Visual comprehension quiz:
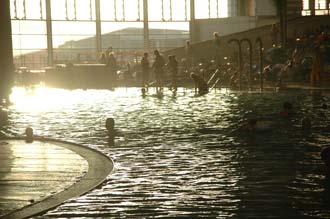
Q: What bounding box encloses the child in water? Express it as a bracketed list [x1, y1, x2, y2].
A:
[106, 118, 116, 146]
[190, 73, 208, 95]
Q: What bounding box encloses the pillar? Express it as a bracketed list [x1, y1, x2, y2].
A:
[45, 0, 54, 66]
[189, 0, 198, 42]
[143, 0, 150, 51]
[95, 0, 102, 54]
[0, 0, 14, 100]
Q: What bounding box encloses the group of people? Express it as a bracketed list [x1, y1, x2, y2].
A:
[100, 47, 117, 82]
[140, 49, 209, 96]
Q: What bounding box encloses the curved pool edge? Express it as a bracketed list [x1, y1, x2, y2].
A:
[1, 137, 114, 219]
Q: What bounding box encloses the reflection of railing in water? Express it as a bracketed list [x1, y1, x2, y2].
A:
[256, 38, 264, 92]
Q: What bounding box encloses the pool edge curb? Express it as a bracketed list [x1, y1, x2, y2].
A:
[0, 137, 114, 219]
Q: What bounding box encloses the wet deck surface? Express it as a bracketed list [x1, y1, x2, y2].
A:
[0, 138, 113, 219]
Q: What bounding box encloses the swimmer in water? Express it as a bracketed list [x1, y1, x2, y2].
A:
[280, 101, 294, 117]
[232, 118, 275, 134]
[106, 118, 115, 146]
[25, 127, 34, 143]
[321, 147, 330, 181]
[190, 73, 208, 96]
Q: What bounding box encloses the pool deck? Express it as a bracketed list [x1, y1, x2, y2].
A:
[0, 137, 113, 219]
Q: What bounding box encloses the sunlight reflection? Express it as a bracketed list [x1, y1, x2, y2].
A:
[9, 86, 74, 112]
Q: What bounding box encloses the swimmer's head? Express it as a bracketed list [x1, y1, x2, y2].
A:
[321, 147, 330, 166]
[25, 127, 34, 143]
[106, 118, 115, 131]
[141, 88, 146, 96]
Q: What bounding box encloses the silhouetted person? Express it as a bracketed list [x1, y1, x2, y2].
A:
[280, 101, 294, 117]
[123, 62, 133, 82]
[232, 118, 275, 134]
[321, 147, 330, 181]
[106, 118, 115, 146]
[185, 40, 194, 69]
[167, 55, 178, 91]
[190, 73, 208, 95]
[141, 87, 147, 98]
[99, 52, 107, 64]
[310, 47, 322, 86]
[25, 127, 34, 143]
[141, 52, 150, 88]
[271, 23, 279, 46]
[0, 106, 8, 126]
[107, 52, 117, 83]
[152, 50, 165, 93]
[213, 32, 221, 66]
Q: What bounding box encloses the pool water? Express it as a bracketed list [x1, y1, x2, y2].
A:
[2, 87, 330, 218]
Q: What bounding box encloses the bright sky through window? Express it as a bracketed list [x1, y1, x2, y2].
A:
[11, 0, 228, 56]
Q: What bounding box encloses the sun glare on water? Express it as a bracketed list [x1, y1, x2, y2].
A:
[9, 86, 75, 112]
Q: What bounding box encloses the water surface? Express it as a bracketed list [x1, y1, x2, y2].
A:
[2, 87, 330, 218]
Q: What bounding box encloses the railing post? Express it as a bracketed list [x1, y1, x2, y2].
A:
[240, 38, 253, 91]
[228, 39, 242, 91]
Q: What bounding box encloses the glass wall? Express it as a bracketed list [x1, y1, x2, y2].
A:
[195, 0, 228, 19]
[11, 0, 47, 69]
[302, 0, 330, 16]
[10, 0, 229, 70]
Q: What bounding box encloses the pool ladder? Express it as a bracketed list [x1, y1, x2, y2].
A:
[207, 68, 221, 91]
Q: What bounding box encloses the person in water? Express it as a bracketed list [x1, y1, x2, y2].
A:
[152, 50, 165, 93]
[321, 147, 330, 181]
[190, 73, 208, 95]
[106, 118, 116, 146]
[280, 101, 294, 117]
[234, 118, 275, 133]
[166, 55, 179, 92]
[25, 127, 34, 143]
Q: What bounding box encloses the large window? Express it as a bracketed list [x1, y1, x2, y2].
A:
[10, 0, 229, 69]
[195, 0, 228, 19]
[302, 0, 330, 16]
[11, 0, 47, 69]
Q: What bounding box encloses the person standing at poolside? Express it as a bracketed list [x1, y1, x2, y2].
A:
[166, 55, 179, 92]
[141, 52, 150, 89]
[213, 32, 222, 67]
[107, 52, 117, 84]
[185, 40, 194, 69]
[152, 50, 165, 93]
[310, 47, 322, 86]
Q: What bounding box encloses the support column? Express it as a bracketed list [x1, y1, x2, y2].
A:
[309, 0, 315, 15]
[95, 0, 102, 55]
[45, 0, 54, 66]
[143, 0, 150, 51]
[189, 0, 198, 43]
[0, 0, 14, 100]
[279, 0, 287, 49]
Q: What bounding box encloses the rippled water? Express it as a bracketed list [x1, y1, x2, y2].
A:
[2, 86, 330, 218]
